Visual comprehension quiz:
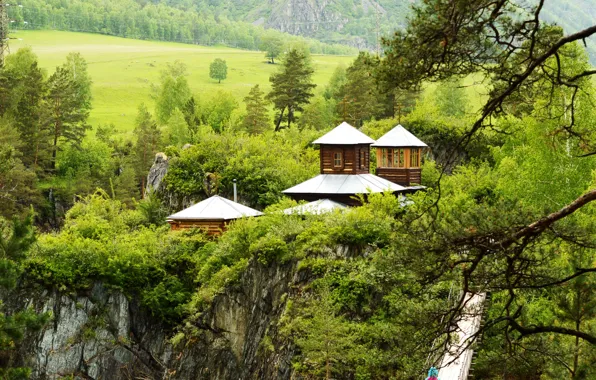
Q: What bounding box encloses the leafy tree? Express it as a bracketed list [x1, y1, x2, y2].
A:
[133, 104, 161, 197]
[323, 64, 347, 101]
[202, 91, 238, 133]
[209, 59, 228, 84]
[298, 96, 335, 131]
[267, 49, 316, 131]
[153, 61, 191, 125]
[165, 108, 190, 147]
[259, 33, 284, 64]
[0, 215, 49, 379]
[242, 85, 269, 134]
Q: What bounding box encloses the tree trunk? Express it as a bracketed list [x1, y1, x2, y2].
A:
[274, 107, 286, 132]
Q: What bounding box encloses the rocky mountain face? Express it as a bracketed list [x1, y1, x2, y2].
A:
[6, 249, 328, 379]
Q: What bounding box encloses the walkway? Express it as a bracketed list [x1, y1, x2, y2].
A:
[438, 292, 486, 380]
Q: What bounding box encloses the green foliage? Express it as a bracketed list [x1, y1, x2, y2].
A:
[164, 128, 319, 208]
[209, 59, 228, 84]
[8, 1, 357, 56]
[165, 108, 190, 147]
[336, 52, 384, 127]
[268, 49, 316, 130]
[0, 215, 50, 378]
[242, 85, 269, 134]
[153, 61, 191, 125]
[259, 33, 284, 64]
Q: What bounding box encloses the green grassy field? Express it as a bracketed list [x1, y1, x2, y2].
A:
[11, 31, 354, 133]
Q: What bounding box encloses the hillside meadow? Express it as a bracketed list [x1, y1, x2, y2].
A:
[10, 30, 355, 133]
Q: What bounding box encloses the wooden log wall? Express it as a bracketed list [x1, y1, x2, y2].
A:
[168, 220, 228, 236]
[319, 144, 370, 175]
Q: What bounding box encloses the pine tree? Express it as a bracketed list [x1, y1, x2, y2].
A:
[242, 85, 269, 134]
[336, 53, 383, 127]
[44, 62, 92, 171]
[267, 49, 316, 131]
[133, 104, 161, 198]
[0, 48, 48, 170]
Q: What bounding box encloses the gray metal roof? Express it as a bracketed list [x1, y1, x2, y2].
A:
[371, 124, 428, 148]
[282, 199, 347, 215]
[312, 122, 376, 145]
[282, 174, 406, 195]
[167, 195, 263, 221]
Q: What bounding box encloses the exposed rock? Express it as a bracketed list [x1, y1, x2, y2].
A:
[146, 153, 169, 195]
[6, 247, 358, 379]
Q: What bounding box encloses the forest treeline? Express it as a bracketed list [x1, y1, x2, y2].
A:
[7, 0, 356, 55]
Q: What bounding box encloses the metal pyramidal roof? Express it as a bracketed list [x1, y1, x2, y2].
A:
[282, 199, 348, 215]
[371, 124, 428, 148]
[167, 195, 263, 221]
[282, 174, 406, 195]
[312, 122, 376, 145]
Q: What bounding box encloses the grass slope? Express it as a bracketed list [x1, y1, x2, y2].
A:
[11, 31, 354, 133]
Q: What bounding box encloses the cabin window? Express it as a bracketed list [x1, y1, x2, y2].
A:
[360, 150, 366, 169]
[333, 151, 343, 168]
[410, 148, 420, 168]
[393, 149, 405, 168]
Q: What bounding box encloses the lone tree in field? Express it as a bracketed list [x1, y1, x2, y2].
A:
[242, 85, 269, 134]
[260, 34, 284, 64]
[209, 58, 228, 84]
[267, 49, 315, 131]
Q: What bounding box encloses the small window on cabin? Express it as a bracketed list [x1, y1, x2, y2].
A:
[410, 149, 420, 168]
[393, 149, 406, 168]
[333, 151, 343, 168]
[360, 150, 366, 169]
[381, 148, 389, 167]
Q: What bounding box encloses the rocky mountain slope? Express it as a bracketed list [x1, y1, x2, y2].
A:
[162, 0, 596, 59]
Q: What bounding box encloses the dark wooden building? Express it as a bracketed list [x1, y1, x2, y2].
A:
[167, 195, 262, 235]
[283, 122, 407, 206]
[371, 125, 428, 186]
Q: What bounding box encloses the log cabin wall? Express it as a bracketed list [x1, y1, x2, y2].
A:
[168, 220, 228, 236]
[319, 144, 370, 174]
[374, 147, 423, 186]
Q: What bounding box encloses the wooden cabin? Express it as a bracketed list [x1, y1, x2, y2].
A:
[167, 195, 262, 236]
[371, 125, 428, 186]
[283, 122, 407, 206]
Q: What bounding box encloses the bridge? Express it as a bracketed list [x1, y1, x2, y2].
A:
[437, 292, 487, 380]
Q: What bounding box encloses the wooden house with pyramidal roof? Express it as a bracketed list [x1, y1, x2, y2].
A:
[372, 124, 428, 186]
[167, 195, 262, 235]
[283, 122, 408, 206]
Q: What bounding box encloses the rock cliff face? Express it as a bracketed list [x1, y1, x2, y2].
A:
[255, 0, 386, 49]
[7, 254, 313, 379]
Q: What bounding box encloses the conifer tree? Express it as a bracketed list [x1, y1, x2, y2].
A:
[336, 53, 383, 127]
[45, 57, 92, 171]
[242, 85, 269, 134]
[0, 48, 48, 169]
[267, 49, 316, 131]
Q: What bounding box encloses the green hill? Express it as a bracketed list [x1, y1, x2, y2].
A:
[11, 30, 353, 133]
